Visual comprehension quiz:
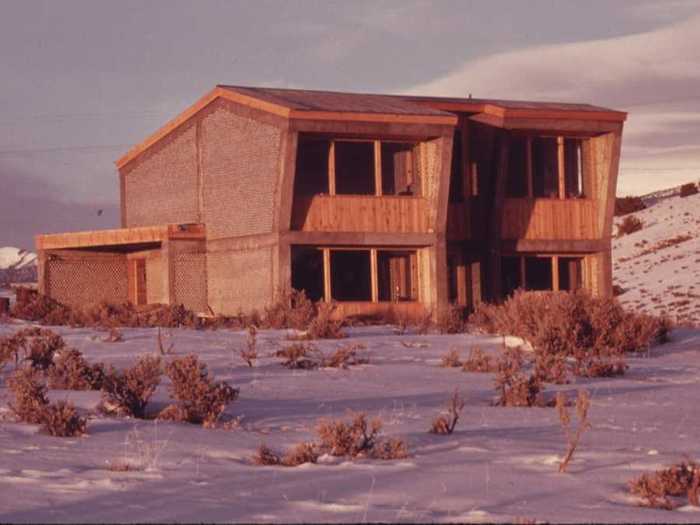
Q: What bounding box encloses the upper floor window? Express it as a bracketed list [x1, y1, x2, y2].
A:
[294, 135, 420, 197]
[505, 135, 586, 199]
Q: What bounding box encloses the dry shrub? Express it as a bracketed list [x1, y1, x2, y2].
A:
[629, 460, 700, 510]
[7, 368, 49, 423]
[440, 348, 462, 368]
[237, 326, 257, 367]
[1, 327, 67, 371]
[263, 289, 316, 330]
[163, 354, 239, 427]
[534, 350, 570, 384]
[305, 301, 346, 340]
[10, 292, 74, 325]
[323, 343, 368, 368]
[316, 412, 407, 460]
[48, 349, 106, 390]
[100, 355, 162, 418]
[42, 400, 87, 437]
[617, 215, 644, 237]
[436, 305, 466, 334]
[275, 343, 322, 369]
[615, 195, 646, 216]
[251, 441, 319, 467]
[102, 327, 123, 343]
[156, 328, 174, 356]
[556, 390, 591, 473]
[462, 346, 496, 373]
[282, 441, 319, 466]
[470, 290, 669, 380]
[430, 390, 465, 435]
[494, 348, 543, 407]
[680, 182, 699, 198]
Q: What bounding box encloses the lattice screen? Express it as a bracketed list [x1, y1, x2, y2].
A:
[47, 256, 128, 308]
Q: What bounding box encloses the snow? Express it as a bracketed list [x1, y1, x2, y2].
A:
[613, 190, 700, 326]
[1, 187, 699, 523]
[0, 247, 36, 270]
[1, 322, 700, 523]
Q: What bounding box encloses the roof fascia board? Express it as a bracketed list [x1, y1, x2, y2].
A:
[115, 87, 292, 169]
[289, 109, 457, 126]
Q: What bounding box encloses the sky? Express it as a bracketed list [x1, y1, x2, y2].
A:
[2, 0, 700, 249]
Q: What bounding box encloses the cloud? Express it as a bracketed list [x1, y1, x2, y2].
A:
[407, 14, 700, 195]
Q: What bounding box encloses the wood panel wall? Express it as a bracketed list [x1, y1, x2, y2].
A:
[291, 195, 429, 233]
[500, 198, 599, 240]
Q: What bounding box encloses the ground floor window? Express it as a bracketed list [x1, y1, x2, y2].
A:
[291, 246, 418, 303]
[501, 255, 584, 296]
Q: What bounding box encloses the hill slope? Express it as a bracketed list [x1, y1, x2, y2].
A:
[612, 186, 700, 326]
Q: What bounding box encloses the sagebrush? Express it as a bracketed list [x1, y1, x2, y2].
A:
[100, 355, 162, 418]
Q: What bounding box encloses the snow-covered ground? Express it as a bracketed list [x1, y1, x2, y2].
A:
[612, 189, 700, 326]
[1, 322, 700, 523]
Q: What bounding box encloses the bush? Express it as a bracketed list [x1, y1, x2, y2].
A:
[0, 328, 67, 371]
[275, 343, 322, 369]
[462, 347, 496, 373]
[163, 354, 239, 427]
[7, 368, 50, 423]
[263, 289, 316, 330]
[316, 412, 407, 460]
[494, 348, 543, 407]
[236, 326, 257, 367]
[323, 343, 369, 368]
[41, 401, 87, 437]
[617, 215, 643, 237]
[430, 390, 464, 435]
[10, 292, 74, 325]
[100, 355, 162, 418]
[251, 441, 319, 467]
[436, 305, 466, 334]
[440, 348, 462, 368]
[615, 196, 646, 216]
[48, 349, 106, 390]
[629, 460, 700, 510]
[305, 302, 346, 340]
[470, 291, 669, 380]
[680, 182, 699, 198]
[556, 390, 591, 473]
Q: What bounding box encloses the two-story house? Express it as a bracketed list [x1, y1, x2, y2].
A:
[35, 86, 626, 320]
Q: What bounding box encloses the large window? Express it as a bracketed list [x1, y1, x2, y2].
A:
[294, 136, 420, 197]
[330, 250, 372, 301]
[506, 136, 528, 198]
[377, 250, 417, 302]
[291, 246, 324, 301]
[500, 255, 584, 297]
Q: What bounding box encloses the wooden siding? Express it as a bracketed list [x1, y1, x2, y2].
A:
[292, 195, 429, 233]
[332, 301, 426, 321]
[500, 198, 599, 240]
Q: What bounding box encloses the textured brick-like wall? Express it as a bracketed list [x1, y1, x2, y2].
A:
[145, 256, 164, 304]
[46, 253, 128, 308]
[201, 100, 282, 240]
[122, 122, 199, 227]
[206, 246, 274, 315]
[172, 251, 208, 313]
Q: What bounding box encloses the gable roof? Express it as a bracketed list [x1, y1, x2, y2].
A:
[115, 85, 626, 169]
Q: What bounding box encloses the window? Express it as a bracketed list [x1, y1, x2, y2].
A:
[506, 136, 528, 198]
[334, 141, 375, 195]
[564, 139, 584, 198]
[291, 246, 324, 301]
[532, 137, 559, 198]
[524, 257, 552, 290]
[558, 257, 582, 291]
[294, 139, 330, 195]
[330, 250, 372, 301]
[377, 250, 417, 301]
[381, 142, 416, 196]
[501, 256, 521, 298]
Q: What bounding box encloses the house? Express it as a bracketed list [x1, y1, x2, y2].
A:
[35, 85, 626, 320]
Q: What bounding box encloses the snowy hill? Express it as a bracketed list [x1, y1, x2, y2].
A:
[0, 247, 37, 285]
[0, 247, 36, 270]
[612, 184, 700, 326]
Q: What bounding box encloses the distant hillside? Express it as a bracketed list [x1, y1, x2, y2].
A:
[612, 182, 700, 326]
[0, 247, 37, 286]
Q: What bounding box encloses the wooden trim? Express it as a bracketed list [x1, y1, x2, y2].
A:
[370, 248, 378, 303]
[284, 230, 436, 247]
[552, 255, 560, 291]
[557, 136, 566, 199]
[526, 137, 534, 198]
[328, 141, 336, 195]
[36, 224, 205, 250]
[323, 248, 331, 301]
[373, 140, 382, 196]
[501, 238, 607, 253]
[290, 110, 457, 126]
